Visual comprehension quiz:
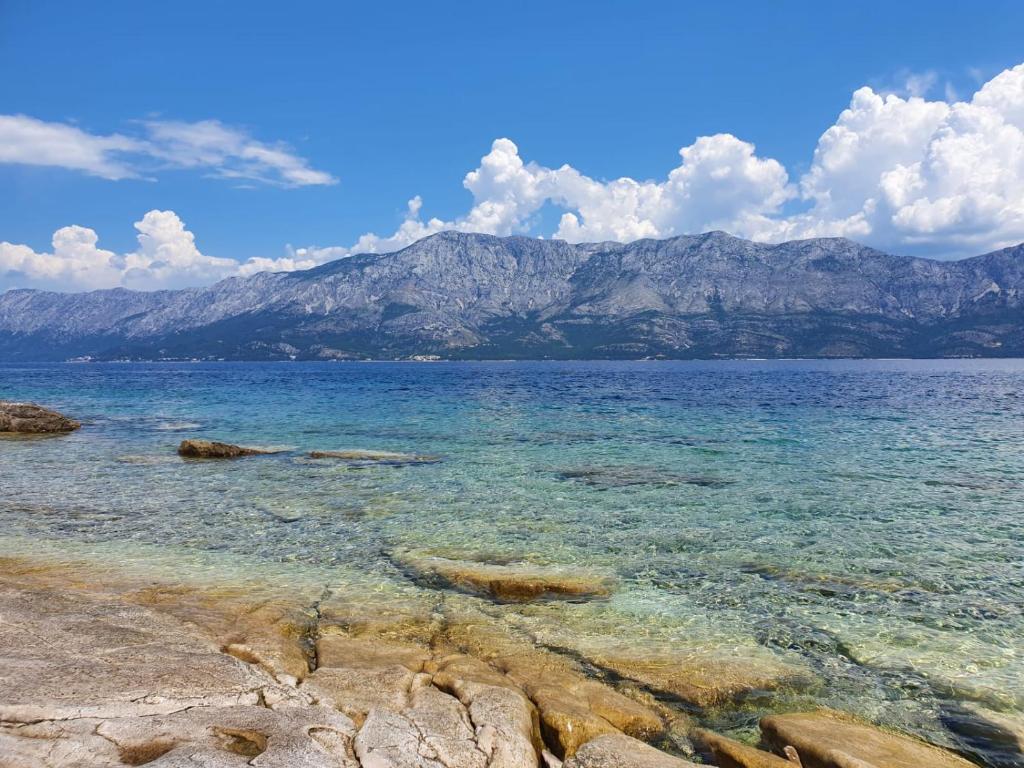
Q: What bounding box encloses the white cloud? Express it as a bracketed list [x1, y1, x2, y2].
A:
[0, 115, 336, 187]
[313, 61, 1024, 260]
[3, 62, 1024, 292]
[0, 115, 144, 180]
[1, 210, 248, 291]
[142, 120, 337, 186]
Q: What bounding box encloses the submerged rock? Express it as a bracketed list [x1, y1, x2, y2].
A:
[391, 552, 614, 603]
[589, 650, 811, 709]
[308, 448, 441, 464]
[178, 439, 280, 458]
[0, 401, 80, 433]
[558, 465, 732, 489]
[759, 711, 978, 768]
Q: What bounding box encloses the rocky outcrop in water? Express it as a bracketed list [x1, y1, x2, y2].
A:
[2, 231, 1024, 360]
[0, 401, 80, 433]
[177, 439, 279, 458]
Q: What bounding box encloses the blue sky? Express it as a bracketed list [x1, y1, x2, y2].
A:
[2, 1, 1024, 290]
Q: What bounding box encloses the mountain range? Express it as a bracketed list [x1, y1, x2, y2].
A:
[1, 231, 1022, 361]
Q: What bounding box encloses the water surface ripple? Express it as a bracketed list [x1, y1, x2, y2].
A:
[1, 360, 1022, 767]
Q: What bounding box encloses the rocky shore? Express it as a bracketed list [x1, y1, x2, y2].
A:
[0, 555, 988, 768]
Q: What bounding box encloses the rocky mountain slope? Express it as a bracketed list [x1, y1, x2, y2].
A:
[1, 231, 1022, 360]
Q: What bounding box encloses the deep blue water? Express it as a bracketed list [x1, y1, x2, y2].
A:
[1, 360, 1022, 766]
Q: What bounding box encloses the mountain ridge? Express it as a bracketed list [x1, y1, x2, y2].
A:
[1, 231, 1022, 360]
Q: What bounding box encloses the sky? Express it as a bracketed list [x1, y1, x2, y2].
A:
[2, 0, 1024, 291]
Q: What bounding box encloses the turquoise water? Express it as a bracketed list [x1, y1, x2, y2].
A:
[1, 360, 1022, 766]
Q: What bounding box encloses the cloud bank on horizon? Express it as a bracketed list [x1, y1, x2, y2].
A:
[2, 62, 1024, 292]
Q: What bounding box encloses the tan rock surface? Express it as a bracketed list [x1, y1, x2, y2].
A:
[0, 555, 823, 768]
[759, 711, 979, 768]
[563, 733, 700, 767]
[692, 728, 796, 768]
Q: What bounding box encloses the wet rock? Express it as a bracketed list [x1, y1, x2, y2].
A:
[692, 728, 796, 768]
[591, 650, 811, 709]
[309, 448, 441, 464]
[177, 439, 280, 458]
[759, 711, 978, 768]
[433, 604, 663, 759]
[503, 663, 663, 756]
[564, 733, 700, 767]
[392, 552, 614, 603]
[0, 401, 80, 433]
[946, 704, 1024, 766]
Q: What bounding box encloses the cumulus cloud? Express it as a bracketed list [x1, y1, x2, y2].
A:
[1, 211, 246, 291]
[4, 62, 1024, 292]
[0, 115, 336, 187]
[312, 62, 1024, 260]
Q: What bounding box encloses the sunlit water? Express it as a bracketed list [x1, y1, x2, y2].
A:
[1, 360, 1022, 766]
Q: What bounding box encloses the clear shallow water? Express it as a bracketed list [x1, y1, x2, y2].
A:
[1, 360, 1022, 766]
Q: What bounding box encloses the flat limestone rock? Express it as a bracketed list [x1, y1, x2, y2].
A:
[354, 684, 489, 768]
[564, 733, 700, 768]
[0, 705, 358, 767]
[178, 439, 280, 458]
[759, 711, 979, 768]
[0, 583, 271, 722]
[309, 449, 441, 464]
[302, 665, 418, 724]
[692, 728, 796, 768]
[129, 582, 317, 685]
[393, 552, 614, 603]
[0, 401, 80, 433]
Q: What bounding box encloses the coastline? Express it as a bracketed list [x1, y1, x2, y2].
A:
[0, 549, 996, 767]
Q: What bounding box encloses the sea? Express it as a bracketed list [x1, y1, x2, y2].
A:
[1, 360, 1022, 767]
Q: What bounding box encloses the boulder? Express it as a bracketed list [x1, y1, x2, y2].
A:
[759, 711, 979, 768]
[309, 449, 441, 464]
[564, 733, 700, 767]
[0, 401, 80, 433]
[392, 552, 614, 603]
[177, 439, 279, 458]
